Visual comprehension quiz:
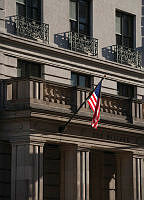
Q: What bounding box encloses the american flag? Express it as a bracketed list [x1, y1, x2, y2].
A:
[88, 80, 102, 129]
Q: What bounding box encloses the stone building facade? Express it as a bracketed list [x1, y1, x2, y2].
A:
[0, 0, 144, 199]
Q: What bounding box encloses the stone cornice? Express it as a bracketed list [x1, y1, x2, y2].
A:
[0, 32, 144, 85]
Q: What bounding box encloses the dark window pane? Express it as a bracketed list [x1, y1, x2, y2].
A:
[30, 64, 41, 77]
[79, 2, 89, 24]
[33, 0, 39, 8]
[70, 20, 78, 32]
[32, 8, 39, 20]
[79, 23, 88, 34]
[16, 3, 26, 16]
[71, 72, 91, 88]
[123, 15, 129, 36]
[117, 82, 135, 98]
[71, 73, 77, 86]
[79, 75, 86, 87]
[116, 34, 122, 45]
[26, 6, 31, 18]
[18, 60, 41, 78]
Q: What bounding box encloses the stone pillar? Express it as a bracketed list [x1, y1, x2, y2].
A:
[77, 147, 90, 200]
[133, 153, 144, 200]
[60, 144, 77, 200]
[116, 152, 133, 200]
[60, 145, 90, 200]
[11, 142, 44, 200]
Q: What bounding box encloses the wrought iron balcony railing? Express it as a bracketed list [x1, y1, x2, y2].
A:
[5, 15, 49, 43]
[68, 32, 98, 56]
[112, 45, 142, 68]
[0, 78, 144, 126]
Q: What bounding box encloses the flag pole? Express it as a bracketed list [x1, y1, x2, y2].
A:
[59, 75, 106, 133]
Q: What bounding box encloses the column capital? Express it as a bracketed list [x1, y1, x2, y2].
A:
[77, 146, 90, 152]
[133, 151, 144, 158]
[10, 137, 45, 147]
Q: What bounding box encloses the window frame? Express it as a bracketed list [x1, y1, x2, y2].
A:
[115, 10, 134, 48]
[16, 0, 41, 21]
[71, 72, 91, 89]
[17, 60, 43, 78]
[117, 82, 136, 98]
[69, 0, 90, 35]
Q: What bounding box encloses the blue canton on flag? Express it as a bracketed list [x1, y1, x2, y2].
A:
[88, 80, 102, 129]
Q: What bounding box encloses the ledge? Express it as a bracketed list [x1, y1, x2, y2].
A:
[0, 32, 144, 84]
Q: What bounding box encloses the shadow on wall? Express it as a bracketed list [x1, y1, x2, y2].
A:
[54, 32, 69, 49]
[102, 46, 116, 62]
[5, 16, 16, 35]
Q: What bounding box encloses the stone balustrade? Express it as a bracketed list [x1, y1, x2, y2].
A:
[0, 78, 143, 125]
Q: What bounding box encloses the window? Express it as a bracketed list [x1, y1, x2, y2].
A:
[18, 60, 42, 78]
[69, 0, 90, 35]
[16, 0, 41, 21]
[117, 82, 135, 98]
[116, 11, 134, 48]
[71, 72, 91, 88]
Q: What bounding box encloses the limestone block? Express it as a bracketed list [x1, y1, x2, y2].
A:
[0, 9, 4, 19]
[0, 52, 4, 64]
[44, 74, 71, 85]
[0, 0, 4, 10]
[4, 55, 17, 67]
[137, 87, 144, 96]
[0, 19, 5, 32]
[0, 65, 17, 77]
[44, 65, 71, 79]
[101, 87, 117, 95]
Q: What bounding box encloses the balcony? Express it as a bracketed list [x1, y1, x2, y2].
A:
[5, 15, 49, 43]
[55, 32, 98, 56]
[0, 78, 144, 127]
[112, 45, 142, 68]
[68, 32, 98, 56]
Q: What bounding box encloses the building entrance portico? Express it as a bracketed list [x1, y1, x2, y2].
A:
[43, 143, 135, 200]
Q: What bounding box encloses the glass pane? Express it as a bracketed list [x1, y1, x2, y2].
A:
[79, 1, 89, 24]
[70, 1, 77, 20]
[16, 3, 26, 16]
[128, 16, 133, 37]
[32, 0, 39, 8]
[70, 20, 78, 32]
[71, 73, 77, 86]
[32, 8, 39, 19]
[123, 15, 128, 36]
[79, 23, 87, 34]
[30, 64, 41, 77]
[26, 6, 32, 18]
[116, 34, 122, 45]
[79, 75, 86, 87]
[116, 15, 121, 34]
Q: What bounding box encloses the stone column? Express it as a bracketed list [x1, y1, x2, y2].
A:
[11, 142, 44, 200]
[116, 152, 133, 200]
[60, 144, 77, 200]
[133, 153, 144, 200]
[77, 147, 90, 200]
[60, 145, 90, 200]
